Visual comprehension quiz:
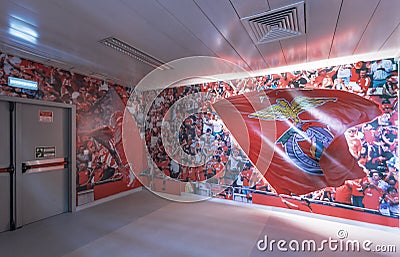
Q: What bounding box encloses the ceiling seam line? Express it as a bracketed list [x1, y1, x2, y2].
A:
[304, 0, 308, 63]
[279, 41, 288, 65]
[352, 0, 382, 55]
[155, 0, 218, 57]
[305, 35, 308, 63]
[378, 21, 400, 51]
[328, 0, 344, 59]
[265, 0, 271, 10]
[192, 0, 252, 71]
[228, 0, 270, 68]
[119, 0, 192, 60]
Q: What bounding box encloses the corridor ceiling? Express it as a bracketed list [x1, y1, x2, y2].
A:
[0, 0, 399, 87]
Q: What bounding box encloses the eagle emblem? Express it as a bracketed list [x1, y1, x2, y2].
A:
[249, 96, 337, 175]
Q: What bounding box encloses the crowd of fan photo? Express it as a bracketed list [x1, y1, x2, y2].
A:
[128, 59, 398, 217]
[1, 53, 397, 216]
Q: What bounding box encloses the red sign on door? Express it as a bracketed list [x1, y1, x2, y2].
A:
[39, 110, 53, 123]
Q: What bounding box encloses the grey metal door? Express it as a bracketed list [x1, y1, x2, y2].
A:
[0, 97, 74, 232]
[0, 101, 11, 232]
[15, 103, 69, 227]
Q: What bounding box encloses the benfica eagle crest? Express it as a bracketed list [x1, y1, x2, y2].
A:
[249, 96, 337, 175]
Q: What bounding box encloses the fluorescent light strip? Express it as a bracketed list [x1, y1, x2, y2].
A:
[139, 50, 399, 89]
[250, 49, 400, 77]
[8, 28, 37, 43]
[100, 37, 171, 70]
[9, 21, 38, 38]
[8, 15, 38, 44]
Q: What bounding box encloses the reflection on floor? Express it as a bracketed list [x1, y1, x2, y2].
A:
[0, 188, 398, 257]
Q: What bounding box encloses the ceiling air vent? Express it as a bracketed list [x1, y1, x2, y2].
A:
[99, 37, 171, 70]
[241, 1, 305, 44]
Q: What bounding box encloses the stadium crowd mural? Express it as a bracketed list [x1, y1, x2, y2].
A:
[0, 52, 140, 202]
[0, 52, 398, 221]
[131, 58, 399, 221]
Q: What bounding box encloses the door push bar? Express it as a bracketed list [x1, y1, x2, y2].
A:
[0, 167, 14, 173]
[22, 157, 68, 174]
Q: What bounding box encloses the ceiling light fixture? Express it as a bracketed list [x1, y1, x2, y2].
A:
[99, 37, 171, 70]
[249, 49, 399, 77]
[8, 16, 38, 44]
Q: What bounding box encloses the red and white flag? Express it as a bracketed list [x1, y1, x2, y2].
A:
[212, 88, 382, 195]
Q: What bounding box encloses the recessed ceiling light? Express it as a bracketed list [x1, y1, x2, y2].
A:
[99, 37, 172, 70]
[8, 15, 38, 43]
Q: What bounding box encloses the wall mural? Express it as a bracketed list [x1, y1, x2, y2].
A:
[133, 59, 398, 227]
[0, 52, 140, 204]
[0, 52, 398, 227]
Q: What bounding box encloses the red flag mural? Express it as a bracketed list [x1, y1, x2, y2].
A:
[213, 88, 382, 195]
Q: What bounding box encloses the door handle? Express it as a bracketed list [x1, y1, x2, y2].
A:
[0, 167, 14, 173]
[22, 158, 68, 173]
[23, 158, 66, 166]
[23, 165, 66, 174]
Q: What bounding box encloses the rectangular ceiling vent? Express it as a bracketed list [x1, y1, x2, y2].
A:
[241, 1, 305, 44]
[99, 37, 171, 70]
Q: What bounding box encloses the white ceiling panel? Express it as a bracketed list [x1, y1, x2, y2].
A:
[2, 1, 107, 70]
[379, 23, 400, 56]
[156, 0, 246, 66]
[354, 0, 400, 55]
[193, 0, 268, 70]
[6, 0, 152, 77]
[267, 0, 300, 9]
[305, 0, 342, 62]
[52, 0, 186, 62]
[3, 1, 38, 26]
[329, 0, 380, 58]
[119, 0, 214, 58]
[230, 0, 270, 18]
[10, 0, 102, 45]
[0, 0, 398, 87]
[256, 42, 287, 68]
[280, 34, 307, 65]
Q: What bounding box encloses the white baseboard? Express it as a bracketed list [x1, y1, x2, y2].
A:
[75, 186, 143, 211]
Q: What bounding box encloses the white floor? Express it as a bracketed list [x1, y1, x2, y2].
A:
[0, 188, 398, 257]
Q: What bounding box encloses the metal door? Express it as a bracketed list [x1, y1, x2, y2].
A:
[0, 101, 12, 232]
[0, 97, 74, 232]
[15, 103, 69, 226]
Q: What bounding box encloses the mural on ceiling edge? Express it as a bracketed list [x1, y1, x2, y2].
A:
[0, 52, 141, 205]
[133, 58, 398, 227]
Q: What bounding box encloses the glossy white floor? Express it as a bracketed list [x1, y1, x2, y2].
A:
[0, 188, 398, 257]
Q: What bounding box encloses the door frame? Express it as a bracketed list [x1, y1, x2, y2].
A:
[0, 96, 77, 222]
